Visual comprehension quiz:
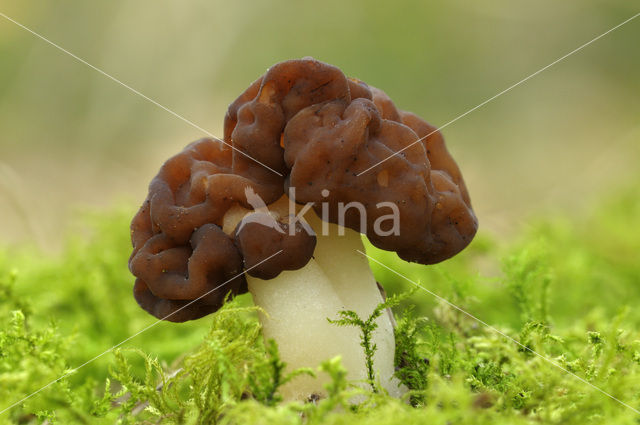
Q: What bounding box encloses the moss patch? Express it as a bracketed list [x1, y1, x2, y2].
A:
[1, 183, 640, 424]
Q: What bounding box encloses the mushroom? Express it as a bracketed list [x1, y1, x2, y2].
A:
[129, 58, 477, 400]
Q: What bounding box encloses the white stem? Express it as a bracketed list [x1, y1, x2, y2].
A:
[246, 212, 403, 400]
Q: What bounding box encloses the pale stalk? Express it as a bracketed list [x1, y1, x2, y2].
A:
[223, 197, 403, 400]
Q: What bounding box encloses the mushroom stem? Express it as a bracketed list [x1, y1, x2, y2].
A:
[245, 212, 402, 400]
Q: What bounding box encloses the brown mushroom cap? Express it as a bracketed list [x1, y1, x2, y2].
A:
[234, 213, 317, 280]
[129, 58, 477, 322]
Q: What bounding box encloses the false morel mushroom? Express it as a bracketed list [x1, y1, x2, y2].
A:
[129, 58, 477, 400]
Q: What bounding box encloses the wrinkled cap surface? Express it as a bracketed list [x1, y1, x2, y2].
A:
[129, 58, 477, 322]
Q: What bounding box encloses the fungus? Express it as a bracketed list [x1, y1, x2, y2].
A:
[129, 58, 477, 400]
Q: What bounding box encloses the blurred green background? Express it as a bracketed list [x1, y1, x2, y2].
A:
[1, 0, 638, 249]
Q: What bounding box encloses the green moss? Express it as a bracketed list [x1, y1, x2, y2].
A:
[328, 290, 408, 392]
[1, 184, 640, 424]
